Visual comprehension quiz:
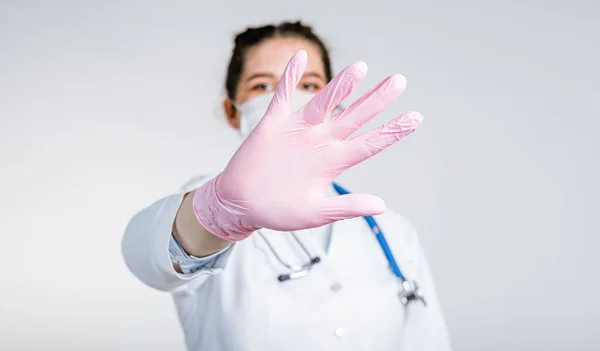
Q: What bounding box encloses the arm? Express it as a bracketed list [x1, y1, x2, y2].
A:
[121, 176, 235, 292]
[172, 189, 232, 271]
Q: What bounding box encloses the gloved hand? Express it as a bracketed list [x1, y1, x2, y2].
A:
[193, 50, 423, 241]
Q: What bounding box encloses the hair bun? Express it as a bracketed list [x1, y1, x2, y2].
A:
[234, 25, 276, 45]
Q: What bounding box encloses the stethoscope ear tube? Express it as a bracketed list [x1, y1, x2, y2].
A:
[277, 256, 321, 282]
[258, 229, 321, 283]
[278, 274, 291, 282]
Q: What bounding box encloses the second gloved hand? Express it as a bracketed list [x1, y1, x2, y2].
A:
[193, 50, 423, 241]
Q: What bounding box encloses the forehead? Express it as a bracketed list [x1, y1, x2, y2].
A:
[241, 36, 325, 79]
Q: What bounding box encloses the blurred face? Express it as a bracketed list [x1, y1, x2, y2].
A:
[223, 36, 327, 129]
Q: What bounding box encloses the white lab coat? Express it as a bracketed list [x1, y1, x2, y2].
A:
[122, 175, 452, 351]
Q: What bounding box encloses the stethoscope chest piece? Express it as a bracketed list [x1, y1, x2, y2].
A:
[399, 280, 427, 307]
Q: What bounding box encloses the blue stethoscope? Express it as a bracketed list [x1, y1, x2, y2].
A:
[257, 182, 426, 307]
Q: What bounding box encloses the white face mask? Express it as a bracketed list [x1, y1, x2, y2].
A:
[235, 90, 317, 139]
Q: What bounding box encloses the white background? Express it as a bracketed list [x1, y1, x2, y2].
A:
[1, 0, 599, 350]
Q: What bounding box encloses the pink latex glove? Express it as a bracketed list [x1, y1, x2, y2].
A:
[193, 50, 423, 241]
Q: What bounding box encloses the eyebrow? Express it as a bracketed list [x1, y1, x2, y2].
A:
[244, 73, 277, 82]
[303, 72, 326, 80]
[244, 71, 326, 82]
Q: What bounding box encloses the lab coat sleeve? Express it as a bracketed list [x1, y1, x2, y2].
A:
[168, 232, 227, 274]
[121, 175, 234, 292]
[393, 214, 453, 351]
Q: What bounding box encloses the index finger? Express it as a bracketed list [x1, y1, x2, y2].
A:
[301, 61, 367, 125]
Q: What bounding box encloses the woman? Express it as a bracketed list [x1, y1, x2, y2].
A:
[123, 21, 452, 350]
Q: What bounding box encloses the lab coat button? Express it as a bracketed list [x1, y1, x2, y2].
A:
[333, 327, 345, 339]
[330, 282, 342, 292]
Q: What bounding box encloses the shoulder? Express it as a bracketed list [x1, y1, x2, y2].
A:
[375, 208, 418, 237]
[373, 208, 422, 261]
[376, 208, 416, 231]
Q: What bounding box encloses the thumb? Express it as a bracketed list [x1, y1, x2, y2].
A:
[308, 194, 386, 227]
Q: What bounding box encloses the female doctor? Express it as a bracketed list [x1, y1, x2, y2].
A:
[122, 21, 452, 351]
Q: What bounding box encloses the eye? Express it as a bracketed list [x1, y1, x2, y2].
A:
[251, 83, 274, 92]
[299, 81, 324, 92]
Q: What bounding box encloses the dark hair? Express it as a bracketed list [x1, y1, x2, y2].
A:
[225, 21, 333, 99]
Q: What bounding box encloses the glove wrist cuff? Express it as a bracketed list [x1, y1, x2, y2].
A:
[192, 174, 256, 242]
